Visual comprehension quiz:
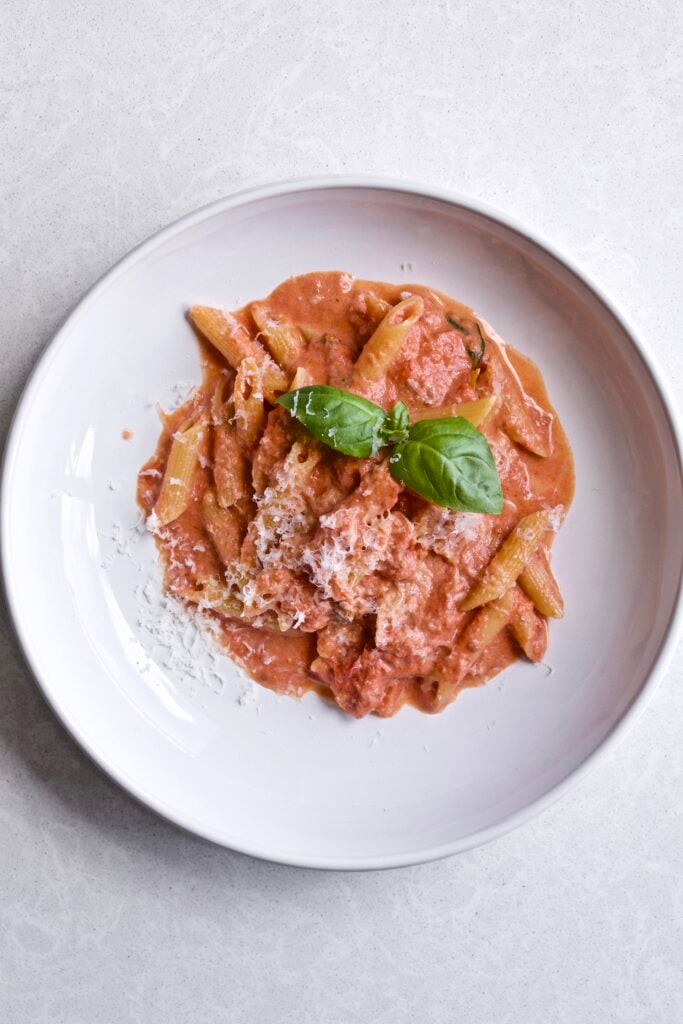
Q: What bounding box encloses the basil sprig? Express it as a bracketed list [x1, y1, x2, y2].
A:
[466, 322, 486, 368]
[277, 386, 502, 513]
[446, 314, 486, 367]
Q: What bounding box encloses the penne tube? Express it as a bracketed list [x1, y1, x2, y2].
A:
[460, 509, 553, 611]
[280, 439, 321, 487]
[213, 422, 251, 508]
[189, 305, 262, 369]
[460, 587, 516, 660]
[364, 291, 391, 322]
[234, 358, 266, 450]
[184, 578, 288, 633]
[153, 418, 206, 526]
[412, 395, 498, 428]
[430, 588, 516, 711]
[250, 409, 295, 498]
[352, 295, 424, 383]
[184, 577, 244, 617]
[509, 589, 548, 661]
[210, 375, 232, 425]
[250, 302, 304, 373]
[260, 361, 291, 404]
[289, 366, 314, 390]
[189, 305, 288, 401]
[202, 489, 244, 566]
[518, 546, 564, 618]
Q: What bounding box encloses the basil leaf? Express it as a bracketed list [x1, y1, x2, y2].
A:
[380, 401, 410, 445]
[277, 385, 389, 458]
[388, 417, 503, 513]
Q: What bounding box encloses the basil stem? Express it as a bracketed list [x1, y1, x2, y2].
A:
[379, 401, 410, 445]
[446, 314, 467, 334]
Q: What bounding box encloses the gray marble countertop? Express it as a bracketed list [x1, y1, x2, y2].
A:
[2, 2, 682, 1021]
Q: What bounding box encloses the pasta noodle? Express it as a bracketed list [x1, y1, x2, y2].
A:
[153, 417, 206, 526]
[213, 421, 251, 508]
[202, 489, 244, 566]
[233, 357, 266, 450]
[412, 395, 498, 427]
[184, 578, 244, 618]
[518, 546, 564, 618]
[460, 509, 556, 611]
[352, 295, 424, 383]
[509, 589, 548, 662]
[250, 302, 304, 372]
[289, 366, 314, 390]
[189, 305, 261, 369]
[189, 305, 289, 401]
[364, 291, 391, 322]
[429, 588, 517, 712]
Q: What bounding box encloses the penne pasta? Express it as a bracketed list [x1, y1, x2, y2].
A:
[430, 588, 516, 711]
[352, 295, 424, 383]
[250, 302, 304, 373]
[412, 395, 498, 428]
[202, 489, 244, 566]
[183, 578, 287, 635]
[210, 374, 232, 425]
[518, 545, 564, 618]
[275, 439, 321, 493]
[153, 417, 206, 526]
[184, 577, 244, 617]
[289, 366, 314, 390]
[234, 358, 266, 450]
[364, 291, 391, 322]
[250, 408, 296, 498]
[189, 305, 260, 369]
[509, 589, 548, 661]
[213, 421, 251, 508]
[461, 587, 516, 662]
[189, 305, 288, 401]
[460, 509, 552, 611]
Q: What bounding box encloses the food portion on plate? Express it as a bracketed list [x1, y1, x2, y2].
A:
[138, 272, 574, 717]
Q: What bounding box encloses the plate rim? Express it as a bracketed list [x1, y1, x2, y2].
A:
[2, 174, 682, 870]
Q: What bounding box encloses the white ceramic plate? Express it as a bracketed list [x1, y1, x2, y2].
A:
[3, 178, 682, 869]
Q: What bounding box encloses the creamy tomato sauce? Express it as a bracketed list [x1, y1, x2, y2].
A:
[138, 272, 574, 717]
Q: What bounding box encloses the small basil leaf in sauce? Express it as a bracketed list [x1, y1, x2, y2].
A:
[446, 314, 467, 334]
[388, 417, 503, 513]
[278, 385, 389, 458]
[466, 322, 486, 368]
[380, 400, 410, 445]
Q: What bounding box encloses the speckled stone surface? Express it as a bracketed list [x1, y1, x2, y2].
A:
[1, 2, 682, 1021]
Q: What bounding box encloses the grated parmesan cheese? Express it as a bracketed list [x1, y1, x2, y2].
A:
[146, 510, 161, 534]
[546, 504, 565, 532]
